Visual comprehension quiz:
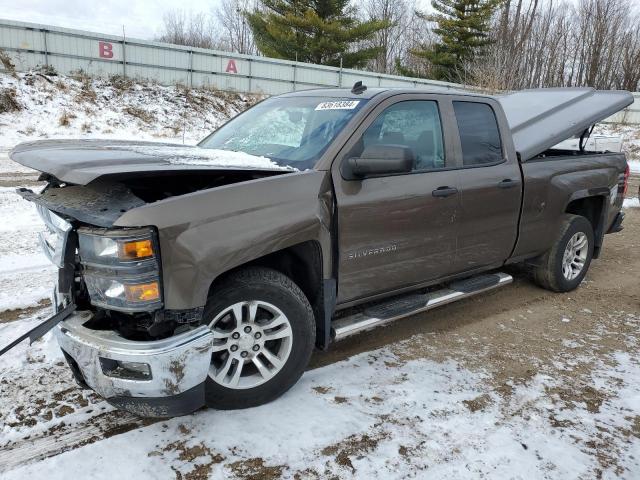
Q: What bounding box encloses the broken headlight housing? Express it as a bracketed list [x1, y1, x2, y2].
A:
[78, 227, 163, 312]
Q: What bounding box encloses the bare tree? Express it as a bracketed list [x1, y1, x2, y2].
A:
[157, 10, 223, 50]
[215, 0, 258, 55]
[360, 0, 408, 74]
[468, 0, 640, 91]
[357, 0, 436, 76]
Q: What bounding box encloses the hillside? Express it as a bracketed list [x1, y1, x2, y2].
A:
[0, 70, 261, 151]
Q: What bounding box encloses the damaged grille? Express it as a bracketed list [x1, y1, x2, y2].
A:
[36, 204, 72, 268]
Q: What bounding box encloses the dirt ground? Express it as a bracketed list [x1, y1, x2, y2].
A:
[0, 164, 638, 477]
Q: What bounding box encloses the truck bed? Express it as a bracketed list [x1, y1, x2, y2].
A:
[512, 150, 627, 261]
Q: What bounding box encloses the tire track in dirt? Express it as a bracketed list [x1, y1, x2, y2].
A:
[0, 411, 154, 473]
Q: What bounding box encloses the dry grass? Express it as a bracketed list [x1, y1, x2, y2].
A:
[35, 64, 57, 76]
[0, 49, 17, 77]
[58, 111, 76, 127]
[76, 77, 97, 103]
[123, 105, 155, 124]
[55, 80, 69, 92]
[0, 87, 21, 113]
[69, 69, 90, 83]
[109, 74, 134, 93]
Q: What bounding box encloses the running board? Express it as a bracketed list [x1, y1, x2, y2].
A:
[331, 272, 513, 341]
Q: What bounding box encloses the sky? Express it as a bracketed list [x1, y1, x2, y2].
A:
[0, 0, 218, 40]
[0, 0, 433, 41]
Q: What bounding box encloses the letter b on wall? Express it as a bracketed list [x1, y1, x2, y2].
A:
[99, 41, 114, 59]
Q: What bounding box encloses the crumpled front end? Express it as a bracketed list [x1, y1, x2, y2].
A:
[28, 187, 216, 417]
[55, 310, 213, 417]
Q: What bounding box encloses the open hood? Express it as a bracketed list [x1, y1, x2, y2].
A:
[9, 139, 294, 185]
[497, 88, 634, 161]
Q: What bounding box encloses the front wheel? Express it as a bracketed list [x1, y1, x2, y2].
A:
[203, 267, 315, 410]
[532, 214, 594, 292]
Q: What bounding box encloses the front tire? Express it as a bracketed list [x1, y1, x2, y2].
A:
[203, 267, 315, 410]
[532, 214, 594, 292]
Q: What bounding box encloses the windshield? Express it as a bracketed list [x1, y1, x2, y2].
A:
[198, 96, 367, 170]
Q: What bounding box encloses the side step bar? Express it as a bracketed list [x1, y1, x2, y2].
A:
[331, 272, 513, 341]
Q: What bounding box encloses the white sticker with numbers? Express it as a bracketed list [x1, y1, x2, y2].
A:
[315, 100, 360, 111]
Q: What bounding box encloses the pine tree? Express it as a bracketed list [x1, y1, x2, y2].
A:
[245, 0, 391, 68]
[402, 0, 502, 82]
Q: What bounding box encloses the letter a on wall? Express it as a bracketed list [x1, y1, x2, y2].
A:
[99, 41, 114, 59]
[225, 59, 238, 74]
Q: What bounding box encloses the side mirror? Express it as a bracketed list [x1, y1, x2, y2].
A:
[343, 144, 414, 180]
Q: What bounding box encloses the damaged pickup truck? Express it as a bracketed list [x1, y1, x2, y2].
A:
[4, 84, 632, 417]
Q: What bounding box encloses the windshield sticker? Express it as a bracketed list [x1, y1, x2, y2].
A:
[315, 100, 360, 111]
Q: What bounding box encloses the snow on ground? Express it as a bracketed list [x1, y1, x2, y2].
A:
[0, 186, 55, 311]
[1, 310, 639, 480]
[0, 70, 261, 151]
[596, 124, 640, 165]
[624, 197, 639, 208]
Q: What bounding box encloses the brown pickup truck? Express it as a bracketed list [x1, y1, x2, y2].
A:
[4, 84, 633, 417]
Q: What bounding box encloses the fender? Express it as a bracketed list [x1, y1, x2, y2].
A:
[115, 170, 334, 310]
[564, 188, 610, 258]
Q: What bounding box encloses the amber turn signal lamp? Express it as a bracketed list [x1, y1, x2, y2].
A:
[118, 239, 154, 260]
[124, 282, 160, 302]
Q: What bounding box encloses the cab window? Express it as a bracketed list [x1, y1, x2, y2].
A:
[350, 100, 446, 172]
[453, 101, 503, 166]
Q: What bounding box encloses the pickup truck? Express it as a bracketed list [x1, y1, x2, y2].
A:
[5, 83, 632, 417]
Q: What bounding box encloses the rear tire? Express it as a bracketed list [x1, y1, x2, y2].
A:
[203, 267, 315, 410]
[532, 214, 594, 292]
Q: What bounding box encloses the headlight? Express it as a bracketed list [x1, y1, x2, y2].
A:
[78, 227, 162, 312]
[78, 230, 155, 265]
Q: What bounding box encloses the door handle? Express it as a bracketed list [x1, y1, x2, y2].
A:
[498, 179, 518, 189]
[432, 186, 458, 198]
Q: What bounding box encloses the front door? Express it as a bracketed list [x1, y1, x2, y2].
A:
[332, 96, 460, 304]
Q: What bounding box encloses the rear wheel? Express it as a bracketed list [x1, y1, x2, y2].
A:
[532, 214, 594, 292]
[203, 267, 315, 410]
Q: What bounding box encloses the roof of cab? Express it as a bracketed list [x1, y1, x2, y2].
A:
[279, 86, 473, 99]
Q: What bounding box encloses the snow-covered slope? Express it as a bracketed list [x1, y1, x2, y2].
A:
[0, 71, 261, 150]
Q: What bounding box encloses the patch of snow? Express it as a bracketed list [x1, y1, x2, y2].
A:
[110, 144, 296, 171]
[623, 197, 639, 208]
[595, 124, 640, 162]
[0, 309, 61, 372]
[562, 339, 582, 348]
[0, 187, 55, 312]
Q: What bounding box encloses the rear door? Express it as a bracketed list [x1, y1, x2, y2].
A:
[450, 99, 522, 271]
[331, 94, 461, 304]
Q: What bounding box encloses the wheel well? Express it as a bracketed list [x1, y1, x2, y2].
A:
[565, 196, 605, 256]
[207, 241, 326, 344]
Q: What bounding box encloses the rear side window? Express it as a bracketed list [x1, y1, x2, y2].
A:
[453, 102, 503, 166]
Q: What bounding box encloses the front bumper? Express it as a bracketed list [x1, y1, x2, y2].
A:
[55, 311, 214, 417]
